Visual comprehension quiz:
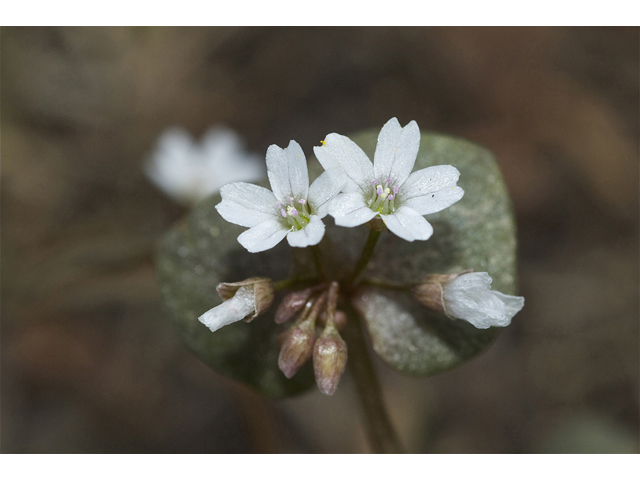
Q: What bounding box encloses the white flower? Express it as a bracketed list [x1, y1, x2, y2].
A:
[313, 117, 464, 242]
[144, 126, 265, 205]
[215, 140, 344, 253]
[443, 272, 525, 329]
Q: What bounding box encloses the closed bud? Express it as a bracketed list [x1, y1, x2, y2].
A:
[278, 315, 316, 379]
[313, 322, 348, 396]
[275, 287, 314, 324]
[199, 277, 274, 334]
[278, 293, 326, 379]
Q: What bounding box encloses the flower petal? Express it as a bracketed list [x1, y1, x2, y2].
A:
[328, 193, 377, 227]
[493, 292, 525, 319]
[237, 220, 288, 253]
[215, 199, 275, 228]
[313, 133, 374, 195]
[307, 169, 346, 219]
[266, 140, 309, 203]
[403, 186, 465, 215]
[442, 272, 525, 329]
[198, 286, 255, 333]
[380, 206, 434, 241]
[286, 215, 325, 247]
[219, 182, 278, 215]
[373, 118, 420, 186]
[400, 165, 464, 215]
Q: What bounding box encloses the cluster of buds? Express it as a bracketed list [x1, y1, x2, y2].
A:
[198, 277, 348, 396]
[276, 282, 348, 396]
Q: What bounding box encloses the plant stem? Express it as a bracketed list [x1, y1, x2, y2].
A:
[273, 275, 316, 291]
[347, 229, 381, 288]
[360, 278, 413, 291]
[343, 305, 404, 453]
[311, 245, 327, 281]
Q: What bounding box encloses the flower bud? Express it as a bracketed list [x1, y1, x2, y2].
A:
[275, 286, 319, 324]
[278, 294, 326, 379]
[278, 315, 316, 379]
[199, 277, 274, 333]
[313, 322, 347, 396]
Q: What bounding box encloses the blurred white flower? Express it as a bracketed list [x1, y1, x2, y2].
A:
[216, 140, 344, 253]
[144, 126, 265, 205]
[314, 117, 464, 242]
[443, 272, 525, 329]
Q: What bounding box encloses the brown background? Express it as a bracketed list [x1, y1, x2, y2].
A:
[2, 27, 638, 453]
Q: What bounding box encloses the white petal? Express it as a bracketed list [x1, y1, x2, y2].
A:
[443, 272, 525, 329]
[215, 199, 275, 228]
[198, 286, 255, 333]
[286, 215, 325, 247]
[380, 206, 433, 242]
[313, 133, 374, 195]
[307, 169, 346, 218]
[328, 193, 377, 227]
[219, 182, 278, 215]
[403, 186, 465, 215]
[493, 292, 526, 319]
[237, 220, 288, 253]
[401, 165, 460, 195]
[266, 140, 309, 203]
[373, 118, 420, 186]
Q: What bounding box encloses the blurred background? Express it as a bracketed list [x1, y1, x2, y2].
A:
[1, 27, 638, 453]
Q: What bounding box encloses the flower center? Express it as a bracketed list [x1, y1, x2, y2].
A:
[277, 197, 311, 230]
[368, 178, 398, 215]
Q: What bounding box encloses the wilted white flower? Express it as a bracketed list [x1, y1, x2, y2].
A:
[314, 117, 464, 242]
[216, 140, 344, 253]
[199, 277, 274, 333]
[443, 272, 524, 329]
[144, 126, 265, 205]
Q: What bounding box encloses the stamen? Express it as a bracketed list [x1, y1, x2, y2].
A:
[289, 197, 294, 204]
[280, 209, 287, 217]
[376, 185, 383, 195]
[394, 185, 399, 194]
[276, 201, 281, 208]
[298, 199, 306, 205]
[372, 178, 378, 185]
[385, 178, 390, 184]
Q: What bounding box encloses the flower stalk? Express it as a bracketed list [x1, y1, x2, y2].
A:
[346, 229, 381, 288]
[342, 305, 404, 453]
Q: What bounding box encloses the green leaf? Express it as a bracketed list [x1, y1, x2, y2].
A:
[156, 129, 518, 395]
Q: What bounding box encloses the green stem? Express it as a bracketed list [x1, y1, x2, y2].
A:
[311, 245, 327, 281]
[273, 275, 316, 291]
[347, 229, 381, 288]
[343, 305, 404, 453]
[360, 278, 413, 291]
